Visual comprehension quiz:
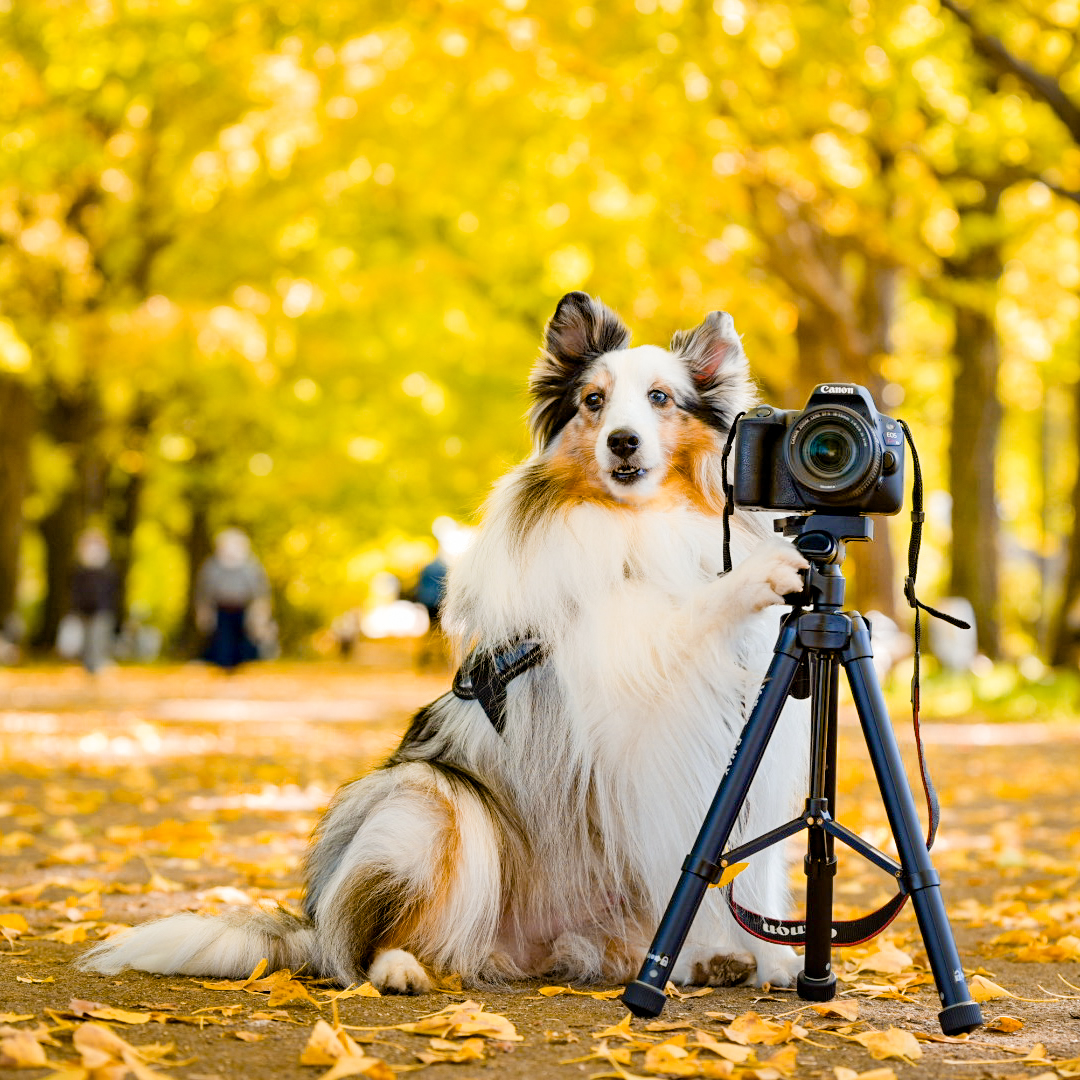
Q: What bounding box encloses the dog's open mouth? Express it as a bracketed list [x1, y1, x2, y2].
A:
[611, 466, 647, 484]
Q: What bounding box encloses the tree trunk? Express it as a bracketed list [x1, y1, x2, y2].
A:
[1050, 373, 1080, 666]
[179, 485, 213, 655]
[0, 376, 35, 632]
[32, 383, 105, 649]
[944, 193, 1004, 661]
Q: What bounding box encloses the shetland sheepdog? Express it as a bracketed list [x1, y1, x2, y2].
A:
[80, 293, 810, 993]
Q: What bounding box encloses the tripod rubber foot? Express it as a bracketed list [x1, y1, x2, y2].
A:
[622, 980, 667, 1019]
[938, 1000, 983, 1036]
[796, 970, 837, 1002]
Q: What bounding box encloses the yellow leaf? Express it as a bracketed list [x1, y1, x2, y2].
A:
[969, 974, 1012, 1002]
[538, 984, 624, 999]
[708, 862, 749, 889]
[234, 1031, 264, 1042]
[691, 1030, 753, 1062]
[0, 913, 29, 933]
[985, 1015, 1024, 1033]
[0, 1013, 33, 1023]
[811, 1000, 860, 1021]
[834, 1068, 898, 1080]
[753, 1044, 798, 1077]
[416, 1036, 487, 1064]
[0, 1032, 49, 1068]
[322, 982, 381, 1002]
[319, 1055, 395, 1080]
[852, 1028, 922, 1062]
[396, 1000, 521, 1041]
[723, 1012, 806, 1046]
[850, 941, 913, 976]
[300, 1020, 367, 1065]
[68, 999, 151, 1024]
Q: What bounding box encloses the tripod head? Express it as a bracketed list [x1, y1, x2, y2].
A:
[776, 513, 875, 611]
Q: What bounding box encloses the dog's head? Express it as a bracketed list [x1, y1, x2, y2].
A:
[528, 292, 756, 505]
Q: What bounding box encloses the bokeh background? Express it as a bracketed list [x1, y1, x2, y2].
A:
[1, 0, 1079, 675]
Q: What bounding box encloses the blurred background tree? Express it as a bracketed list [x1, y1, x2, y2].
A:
[1, 0, 1078, 666]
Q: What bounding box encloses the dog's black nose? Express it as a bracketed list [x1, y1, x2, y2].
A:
[607, 429, 640, 459]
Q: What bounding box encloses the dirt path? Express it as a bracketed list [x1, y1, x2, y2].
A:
[2, 663, 1080, 1079]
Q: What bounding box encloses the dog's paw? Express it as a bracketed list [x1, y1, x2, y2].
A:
[752, 945, 803, 988]
[677, 951, 757, 987]
[368, 948, 433, 994]
[725, 539, 808, 614]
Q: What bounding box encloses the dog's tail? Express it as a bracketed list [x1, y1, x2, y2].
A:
[77, 905, 316, 979]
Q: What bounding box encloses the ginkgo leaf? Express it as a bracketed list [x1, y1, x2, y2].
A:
[985, 1015, 1024, 1033]
[852, 1028, 922, 1062]
[969, 974, 1013, 1002]
[811, 1000, 860, 1021]
[394, 1000, 521, 1041]
[416, 1036, 487, 1064]
[538, 985, 624, 999]
[0, 1032, 49, 1068]
[834, 1068, 898, 1080]
[723, 1012, 807, 1046]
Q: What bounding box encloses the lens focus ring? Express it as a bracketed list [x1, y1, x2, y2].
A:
[785, 407, 880, 501]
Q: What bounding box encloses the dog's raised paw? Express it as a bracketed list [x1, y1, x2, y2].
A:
[368, 948, 433, 994]
[689, 951, 758, 987]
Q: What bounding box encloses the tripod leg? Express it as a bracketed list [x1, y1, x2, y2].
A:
[623, 615, 803, 1019]
[842, 614, 983, 1036]
[797, 653, 839, 1001]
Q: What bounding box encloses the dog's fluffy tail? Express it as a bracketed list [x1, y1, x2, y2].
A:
[78, 906, 315, 979]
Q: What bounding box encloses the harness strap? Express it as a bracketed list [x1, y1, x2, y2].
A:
[452, 639, 545, 733]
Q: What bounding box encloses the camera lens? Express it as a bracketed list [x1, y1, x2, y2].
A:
[804, 428, 853, 477]
[785, 408, 880, 501]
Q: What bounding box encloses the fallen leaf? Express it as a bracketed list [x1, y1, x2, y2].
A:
[834, 1068, 898, 1080]
[0, 1031, 49, 1068]
[321, 983, 381, 1002]
[233, 1031, 264, 1042]
[415, 1036, 486, 1064]
[723, 1012, 807, 1046]
[985, 1015, 1025, 1033]
[395, 999, 521, 1041]
[66, 1000, 151, 1025]
[852, 1028, 922, 1062]
[811, 1000, 860, 1022]
[537, 985, 624, 999]
[969, 974, 1012, 1002]
[0, 1014, 34, 1023]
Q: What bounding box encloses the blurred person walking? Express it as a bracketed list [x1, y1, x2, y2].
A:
[70, 528, 119, 674]
[195, 528, 271, 671]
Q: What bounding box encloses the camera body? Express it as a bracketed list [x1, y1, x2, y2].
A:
[732, 383, 904, 515]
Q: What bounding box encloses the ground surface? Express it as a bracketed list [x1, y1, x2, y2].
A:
[2, 659, 1080, 1079]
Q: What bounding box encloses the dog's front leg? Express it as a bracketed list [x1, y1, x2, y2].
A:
[698, 538, 808, 632]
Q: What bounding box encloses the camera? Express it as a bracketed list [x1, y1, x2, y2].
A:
[732, 383, 904, 515]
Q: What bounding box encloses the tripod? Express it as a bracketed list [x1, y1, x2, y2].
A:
[622, 514, 983, 1037]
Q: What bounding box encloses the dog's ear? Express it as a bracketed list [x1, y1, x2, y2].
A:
[544, 292, 630, 366]
[529, 293, 630, 448]
[670, 311, 755, 428]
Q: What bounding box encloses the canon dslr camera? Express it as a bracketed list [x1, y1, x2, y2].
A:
[732, 383, 904, 515]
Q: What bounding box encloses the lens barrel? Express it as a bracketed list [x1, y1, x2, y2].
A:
[785, 407, 880, 502]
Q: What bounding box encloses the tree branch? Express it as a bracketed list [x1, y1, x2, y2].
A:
[940, 0, 1080, 144]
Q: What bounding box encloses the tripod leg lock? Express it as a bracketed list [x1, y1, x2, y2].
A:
[803, 854, 838, 882]
[682, 854, 724, 883]
[899, 867, 940, 894]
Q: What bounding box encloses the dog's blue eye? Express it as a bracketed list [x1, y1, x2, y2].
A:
[584, 392, 604, 411]
[649, 389, 669, 406]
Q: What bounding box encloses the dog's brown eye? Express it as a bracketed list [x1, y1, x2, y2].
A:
[584, 392, 604, 411]
[648, 389, 669, 406]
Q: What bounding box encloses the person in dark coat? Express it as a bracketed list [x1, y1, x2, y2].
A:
[195, 528, 271, 671]
[70, 529, 119, 674]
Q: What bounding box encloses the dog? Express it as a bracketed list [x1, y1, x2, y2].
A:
[80, 292, 810, 993]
